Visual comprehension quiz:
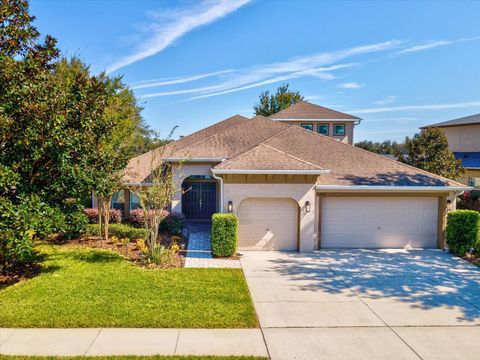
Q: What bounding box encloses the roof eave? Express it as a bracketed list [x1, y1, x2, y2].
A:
[316, 185, 471, 192]
[212, 169, 330, 175]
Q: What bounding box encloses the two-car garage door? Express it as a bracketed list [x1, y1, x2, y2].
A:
[321, 197, 438, 248]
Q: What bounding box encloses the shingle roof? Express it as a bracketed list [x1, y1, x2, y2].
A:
[454, 152, 480, 169]
[215, 143, 326, 171]
[125, 110, 466, 188]
[123, 114, 248, 183]
[166, 115, 288, 159]
[215, 123, 465, 187]
[270, 100, 360, 120]
[421, 113, 480, 128]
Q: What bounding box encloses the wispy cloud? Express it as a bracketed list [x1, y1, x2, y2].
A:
[338, 82, 364, 89]
[373, 96, 396, 105]
[351, 101, 480, 114]
[139, 40, 401, 101]
[365, 117, 417, 122]
[131, 70, 234, 89]
[107, 0, 251, 73]
[392, 37, 480, 55]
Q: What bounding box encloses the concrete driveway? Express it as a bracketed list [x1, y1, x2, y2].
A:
[241, 249, 480, 360]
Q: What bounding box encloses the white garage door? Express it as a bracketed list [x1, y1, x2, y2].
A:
[321, 197, 438, 248]
[238, 198, 298, 251]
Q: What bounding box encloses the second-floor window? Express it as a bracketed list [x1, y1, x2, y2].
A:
[333, 124, 345, 136]
[301, 123, 313, 131]
[317, 124, 329, 135]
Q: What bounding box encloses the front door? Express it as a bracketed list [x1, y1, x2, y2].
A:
[182, 182, 217, 220]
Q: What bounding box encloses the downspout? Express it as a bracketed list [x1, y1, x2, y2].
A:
[212, 170, 224, 213]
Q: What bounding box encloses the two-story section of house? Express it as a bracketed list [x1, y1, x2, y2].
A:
[422, 113, 480, 194]
[269, 100, 361, 144]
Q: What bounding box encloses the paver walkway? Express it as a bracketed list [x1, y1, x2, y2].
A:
[242, 249, 480, 360]
[0, 328, 268, 357]
[184, 222, 240, 268]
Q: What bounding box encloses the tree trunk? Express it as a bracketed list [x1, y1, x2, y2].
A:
[97, 195, 111, 243]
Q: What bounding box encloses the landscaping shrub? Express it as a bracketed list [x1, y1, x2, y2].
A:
[211, 213, 238, 257]
[86, 223, 149, 241]
[62, 202, 89, 239]
[446, 210, 480, 256]
[160, 212, 186, 234]
[83, 208, 122, 224]
[128, 208, 162, 228]
[457, 195, 480, 212]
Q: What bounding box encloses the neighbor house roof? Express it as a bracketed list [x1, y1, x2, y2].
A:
[214, 122, 465, 187]
[454, 152, 480, 169]
[269, 100, 360, 120]
[123, 114, 248, 183]
[421, 113, 480, 128]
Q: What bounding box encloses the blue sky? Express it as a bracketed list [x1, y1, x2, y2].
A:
[30, 0, 480, 142]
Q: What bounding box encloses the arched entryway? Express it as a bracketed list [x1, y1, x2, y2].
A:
[181, 175, 217, 220]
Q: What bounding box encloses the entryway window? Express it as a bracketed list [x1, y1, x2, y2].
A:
[130, 191, 141, 210]
[111, 189, 125, 211]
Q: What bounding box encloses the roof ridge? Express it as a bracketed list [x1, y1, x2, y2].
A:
[127, 114, 248, 163]
[288, 125, 465, 187]
[260, 143, 324, 170]
[212, 120, 292, 162]
[270, 100, 360, 120]
[168, 114, 251, 157]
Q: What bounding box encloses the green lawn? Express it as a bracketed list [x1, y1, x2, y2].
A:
[0, 244, 257, 328]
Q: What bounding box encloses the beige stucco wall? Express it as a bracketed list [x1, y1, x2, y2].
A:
[223, 183, 317, 252]
[171, 163, 216, 213]
[440, 125, 480, 152]
[278, 120, 355, 144]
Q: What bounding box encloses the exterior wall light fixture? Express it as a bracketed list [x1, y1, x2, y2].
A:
[228, 201, 233, 213]
[305, 201, 311, 213]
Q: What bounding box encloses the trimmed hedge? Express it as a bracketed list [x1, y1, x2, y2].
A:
[86, 223, 149, 241]
[446, 210, 480, 256]
[211, 213, 238, 257]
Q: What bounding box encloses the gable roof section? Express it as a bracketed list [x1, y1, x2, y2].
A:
[269, 100, 360, 120]
[166, 115, 289, 160]
[215, 122, 465, 187]
[214, 142, 327, 173]
[422, 113, 480, 128]
[123, 114, 248, 183]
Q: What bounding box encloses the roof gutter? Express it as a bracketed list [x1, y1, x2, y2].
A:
[212, 169, 330, 175]
[162, 157, 226, 163]
[315, 185, 472, 192]
[271, 118, 359, 122]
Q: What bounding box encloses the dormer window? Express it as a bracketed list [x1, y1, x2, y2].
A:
[333, 124, 345, 136]
[301, 123, 313, 131]
[317, 124, 329, 135]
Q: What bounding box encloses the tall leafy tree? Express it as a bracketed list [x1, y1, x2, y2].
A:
[253, 84, 304, 116]
[398, 128, 464, 180]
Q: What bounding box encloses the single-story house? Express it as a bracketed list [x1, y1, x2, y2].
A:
[421, 113, 480, 195]
[119, 101, 469, 251]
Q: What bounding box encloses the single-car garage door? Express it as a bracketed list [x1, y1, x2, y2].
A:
[238, 197, 298, 250]
[321, 197, 438, 248]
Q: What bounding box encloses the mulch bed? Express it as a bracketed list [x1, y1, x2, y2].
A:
[0, 262, 42, 286]
[68, 232, 188, 268]
[463, 253, 480, 267]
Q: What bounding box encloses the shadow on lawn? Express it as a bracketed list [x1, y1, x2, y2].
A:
[265, 250, 480, 322]
[70, 249, 122, 263]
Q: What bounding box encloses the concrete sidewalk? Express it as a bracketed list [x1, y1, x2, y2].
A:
[0, 328, 268, 357]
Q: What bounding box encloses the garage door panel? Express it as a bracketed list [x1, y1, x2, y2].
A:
[238, 198, 298, 251]
[321, 197, 438, 249]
